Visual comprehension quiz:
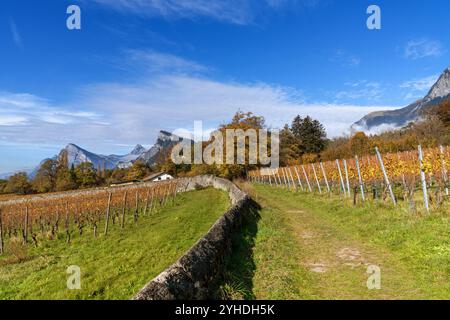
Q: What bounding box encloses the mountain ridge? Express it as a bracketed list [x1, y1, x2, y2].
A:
[353, 67, 450, 131]
[60, 130, 185, 170]
[0, 131, 185, 179]
[137, 130, 185, 164]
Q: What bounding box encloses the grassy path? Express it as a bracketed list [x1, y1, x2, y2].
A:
[221, 183, 449, 300]
[0, 188, 229, 300]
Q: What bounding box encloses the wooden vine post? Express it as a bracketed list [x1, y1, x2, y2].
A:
[285, 168, 291, 188]
[320, 162, 331, 194]
[23, 206, 29, 244]
[278, 169, 283, 186]
[312, 164, 322, 194]
[440, 145, 449, 196]
[280, 168, 286, 186]
[302, 165, 312, 192]
[150, 188, 155, 213]
[336, 159, 346, 196]
[104, 192, 112, 236]
[343, 159, 351, 197]
[281, 168, 286, 187]
[355, 155, 366, 202]
[271, 171, 276, 186]
[0, 208, 4, 255]
[276, 171, 282, 186]
[294, 166, 304, 191]
[65, 202, 70, 244]
[121, 191, 128, 229]
[418, 145, 430, 213]
[144, 188, 151, 215]
[288, 167, 296, 190]
[134, 190, 139, 223]
[282, 168, 289, 188]
[375, 147, 396, 206]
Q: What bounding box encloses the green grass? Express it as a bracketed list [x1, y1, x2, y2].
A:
[221, 182, 449, 300]
[0, 188, 230, 300]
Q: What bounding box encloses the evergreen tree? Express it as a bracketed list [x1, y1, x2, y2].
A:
[291, 115, 327, 155]
[279, 124, 302, 165]
[75, 162, 98, 188]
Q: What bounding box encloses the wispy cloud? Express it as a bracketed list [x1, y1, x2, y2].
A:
[333, 81, 384, 103]
[0, 115, 27, 126]
[0, 92, 98, 132]
[399, 74, 438, 100]
[9, 19, 23, 48]
[331, 49, 361, 67]
[91, 0, 315, 25]
[400, 74, 438, 91]
[92, 0, 253, 24]
[120, 49, 210, 74]
[266, 0, 320, 9]
[404, 38, 443, 60]
[0, 73, 396, 152]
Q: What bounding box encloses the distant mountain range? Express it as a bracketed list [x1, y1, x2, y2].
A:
[353, 67, 450, 132]
[60, 130, 185, 172]
[0, 130, 185, 179]
[61, 143, 146, 170]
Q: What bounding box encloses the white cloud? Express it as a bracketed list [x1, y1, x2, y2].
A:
[400, 74, 438, 91]
[352, 122, 401, 136]
[333, 81, 383, 103]
[399, 74, 438, 101]
[0, 74, 397, 153]
[331, 49, 361, 67]
[0, 92, 101, 143]
[266, 0, 319, 8]
[121, 49, 209, 74]
[404, 39, 443, 60]
[0, 92, 46, 109]
[92, 0, 254, 24]
[91, 0, 314, 25]
[0, 115, 27, 126]
[10, 20, 23, 48]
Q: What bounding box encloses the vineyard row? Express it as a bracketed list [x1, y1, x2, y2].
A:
[248, 145, 449, 212]
[0, 180, 180, 255]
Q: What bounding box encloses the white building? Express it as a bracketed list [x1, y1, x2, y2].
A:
[142, 172, 174, 182]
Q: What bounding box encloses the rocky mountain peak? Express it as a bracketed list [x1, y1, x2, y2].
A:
[65, 143, 81, 151]
[130, 144, 146, 155]
[426, 67, 450, 101]
[158, 130, 182, 142]
[137, 130, 186, 164]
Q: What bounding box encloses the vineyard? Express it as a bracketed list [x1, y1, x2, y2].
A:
[0, 180, 179, 255]
[249, 145, 449, 212]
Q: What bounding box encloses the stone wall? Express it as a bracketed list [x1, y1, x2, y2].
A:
[133, 175, 257, 300]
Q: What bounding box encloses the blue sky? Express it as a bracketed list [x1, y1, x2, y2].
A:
[1, 0, 449, 173]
